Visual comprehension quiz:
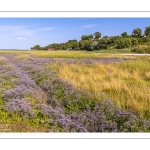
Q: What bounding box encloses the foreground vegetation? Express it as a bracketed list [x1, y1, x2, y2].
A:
[0, 51, 150, 132]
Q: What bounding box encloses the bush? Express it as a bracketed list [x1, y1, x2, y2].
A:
[131, 46, 150, 53]
[131, 38, 139, 46]
[143, 47, 150, 53]
[115, 38, 132, 49]
[131, 47, 142, 53]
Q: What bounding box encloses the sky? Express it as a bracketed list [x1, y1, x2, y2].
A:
[0, 18, 150, 49]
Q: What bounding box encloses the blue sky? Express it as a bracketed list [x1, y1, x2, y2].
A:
[0, 18, 150, 49]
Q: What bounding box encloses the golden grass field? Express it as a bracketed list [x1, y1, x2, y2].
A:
[50, 56, 150, 118]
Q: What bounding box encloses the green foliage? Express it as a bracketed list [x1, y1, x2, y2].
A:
[132, 28, 142, 37]
[131, 47, 142, 53]
[68, 40, 77, 42]
[30, 27, 150, 52]
[98, 39, 109, 49]
[48, 43, 60, 50]
[79, 40, 93, 51]
[31, 45, 41, 50]
[81, 34, 93, 40]
[144, 26, 150, 36]
[93, 32, 101, 39]
[103, 36, 108, 39]
[131, 38, 139, 46]
[115, 38, 132, 49]
[142, 36, 150, 43]
[95, 48, 131, 54]
[67, 40, 79, 50]
[131, 46, 150, 54]
[0, 109, 50, 132]
[121, 32, 128, 37]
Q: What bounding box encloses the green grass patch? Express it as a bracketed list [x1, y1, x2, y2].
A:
[94, 48, 132, 54]
[0, 109, 51, 132]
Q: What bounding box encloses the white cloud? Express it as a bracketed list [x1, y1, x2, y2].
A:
[38, 27, 55, 31]
[0, 25, 35, 37]
[80, 24, 98, 29]
[16, 37, 28, 40]
[0, 25, 55, 38]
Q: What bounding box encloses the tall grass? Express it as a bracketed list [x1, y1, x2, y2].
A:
[0, 50, 104, 58]
[53, 59, 150, 118]
[31, 51, 105, 58]
[30, 51, 136, 60]
[0, 50, 134, 58]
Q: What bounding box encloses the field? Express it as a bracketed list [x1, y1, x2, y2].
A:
[0, 50, 150, 132]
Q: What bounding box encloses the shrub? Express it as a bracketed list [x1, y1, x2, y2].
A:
[115, 38, 132, 49]
[131, 47, 142, 53]
[131, 38, 139, 46]
[131, 46, 150, 53]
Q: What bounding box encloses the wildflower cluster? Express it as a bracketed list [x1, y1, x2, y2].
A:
[1, 54, 45, 118]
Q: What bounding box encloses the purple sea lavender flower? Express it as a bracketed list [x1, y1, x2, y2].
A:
[3, 98, 35, 118]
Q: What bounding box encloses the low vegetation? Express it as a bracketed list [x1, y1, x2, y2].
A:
[0, 52, 150, 132]
[131, 46, 150, 54]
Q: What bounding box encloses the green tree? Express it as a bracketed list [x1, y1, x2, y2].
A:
[93, 32, 101, 39]
[49, 43, 61, 50]
[30, 45, 41, 50]
[98, 39, 109, 49]
[121, 32, 128, 37]
[79, 40, 93, 51]
[144, 26, 150, 36]
[103, 36, 108, 39]
[68, 40, 77, 42]
[81, 34, 93, 40]
[81, 35, 88, 40]
[70, 42, 79, 50]
[88, 34, 93, 39]
[91, 41, 99, 50]
[132, 28, 142, 37]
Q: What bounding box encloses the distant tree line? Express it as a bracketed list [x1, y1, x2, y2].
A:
[31, 26, 150, 51]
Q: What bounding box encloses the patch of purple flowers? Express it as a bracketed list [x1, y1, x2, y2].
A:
[46, 101, 150, 132]
[1, 54, 46, 118]
[3, 98, 34, 118]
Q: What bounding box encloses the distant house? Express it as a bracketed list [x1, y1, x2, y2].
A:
[142, 34, 146, 38]
[66, 48, 72, 51]
[47, 48, 55, 51]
